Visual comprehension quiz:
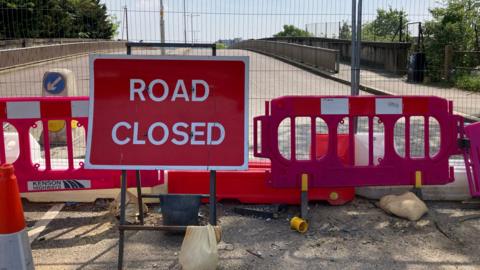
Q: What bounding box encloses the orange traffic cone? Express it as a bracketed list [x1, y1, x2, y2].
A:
[0, 164, 34, 270]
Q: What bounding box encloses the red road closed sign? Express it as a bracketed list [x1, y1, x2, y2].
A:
[85, 55, 249, 170]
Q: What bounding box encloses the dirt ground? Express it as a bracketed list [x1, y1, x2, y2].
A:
[24, 196, 480, 270]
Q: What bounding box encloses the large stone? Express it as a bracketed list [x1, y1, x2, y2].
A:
[379, 191, 428, 221]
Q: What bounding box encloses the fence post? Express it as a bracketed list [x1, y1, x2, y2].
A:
[351, 0, 357, 96]
[399, 17, 403, 42]
[444, 45, 453, 80]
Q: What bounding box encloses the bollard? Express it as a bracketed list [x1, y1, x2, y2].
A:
[0, 164, 35, 270]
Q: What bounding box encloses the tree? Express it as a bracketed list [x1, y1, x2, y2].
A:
[362, 7, 408, 41]
[274, 25, 311, 38]
[0, 0, 118, 39]
[423, 0, 480, 81]
[339, 21, 351, 39]
[215, 42, 227, 49]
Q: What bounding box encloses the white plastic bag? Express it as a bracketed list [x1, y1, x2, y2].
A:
[179, 225, 218, 270]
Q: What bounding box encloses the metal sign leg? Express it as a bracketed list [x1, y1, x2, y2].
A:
[135, 170, 144, 225]
[210, 41, 217, 226]
[209, 170, 217, 225]
[118, 170, 127, 270]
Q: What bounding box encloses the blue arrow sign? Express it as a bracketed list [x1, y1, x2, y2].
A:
[43, 72, 66, 94]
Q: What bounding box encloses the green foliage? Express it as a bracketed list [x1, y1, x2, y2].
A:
[73, 0, 117, 39]
[339, 21, 351, 39]
[423, 0, 480, 81]
[362, 7, 408, 41]
[274, 25, 311, 38]
[215, 43, 227, 49]
[0, 0, 118, 39]
[454, 74, 480, 91]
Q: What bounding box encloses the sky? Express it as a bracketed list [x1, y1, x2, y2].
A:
[100, 0, 443, 43]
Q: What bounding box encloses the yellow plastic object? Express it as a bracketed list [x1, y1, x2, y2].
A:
[415, 171, 422, 188]
[329, 191, 339, 201]
[48, 120, 65, 132]
[71, 120, 78, 129]
[47, 120, 78, 132]
[301, 174, 308, 192]
[290, 216, 308, 233]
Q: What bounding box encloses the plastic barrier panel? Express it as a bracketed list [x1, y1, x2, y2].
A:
[464, 122, 480, 196]
[168, 162, 355, 205]
[0, 97, 163, 194]
[254, 96, 464, 189]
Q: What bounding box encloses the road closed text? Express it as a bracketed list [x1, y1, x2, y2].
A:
[112, 121, 225, 146]
[87, 56, 248, 169]
[111, 78, 225, 146]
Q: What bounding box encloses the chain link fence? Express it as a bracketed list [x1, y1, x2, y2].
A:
[1, 0, 478, 162]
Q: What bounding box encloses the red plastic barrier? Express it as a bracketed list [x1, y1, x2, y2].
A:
[168, 161, 355, 205]
[254, 96, 465, 189]
[464, 122, 480, 196]
[0, 97, 163, 193]
[317, 134, 350, 164]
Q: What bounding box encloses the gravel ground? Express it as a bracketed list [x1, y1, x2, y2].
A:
[24, 197, 480, 270]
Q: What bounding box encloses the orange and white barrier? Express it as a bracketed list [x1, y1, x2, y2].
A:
[0, 164, 34, 270]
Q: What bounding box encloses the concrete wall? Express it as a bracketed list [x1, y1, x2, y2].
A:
[265, 37, 411, 74]
[0, 38, 119, 49]
[232, 40, 340, 73]
[0, 41, 126, 69]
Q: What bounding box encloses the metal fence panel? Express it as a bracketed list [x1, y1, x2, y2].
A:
[0, 0, 478, 161]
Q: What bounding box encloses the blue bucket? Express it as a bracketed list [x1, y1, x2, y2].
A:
[159, 194, 202, 226]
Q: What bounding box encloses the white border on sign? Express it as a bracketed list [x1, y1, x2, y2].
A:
[85, 54, 249, 171]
